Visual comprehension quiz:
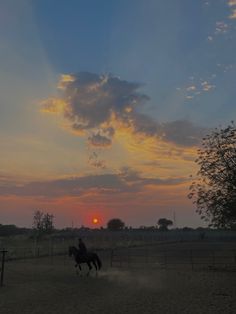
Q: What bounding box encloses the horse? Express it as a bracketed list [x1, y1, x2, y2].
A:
[68, 246, 102, 276]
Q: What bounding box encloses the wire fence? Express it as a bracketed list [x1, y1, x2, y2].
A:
[1, 239, 236, 289]
[110, 246, 236, 270]
[1, 241, 236, 288]
[6, 244, 235, 271]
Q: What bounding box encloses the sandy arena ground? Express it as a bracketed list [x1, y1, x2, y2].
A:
[0, 255, 235, 314]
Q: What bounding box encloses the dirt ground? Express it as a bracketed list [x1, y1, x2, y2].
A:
[0, 255, 235, 314]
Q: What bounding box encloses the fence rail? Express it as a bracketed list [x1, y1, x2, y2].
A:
[1, 243, 236, 272]
[110, 247, 236, 270]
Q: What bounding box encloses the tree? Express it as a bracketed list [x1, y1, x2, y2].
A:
[42, 213, 54, 233]
[188, 122, 236, 229]
[33, 210, 54, 236]
[107, 218, 125, 231]
[157, 218, 173, 231]
[33, 210, 44, 232]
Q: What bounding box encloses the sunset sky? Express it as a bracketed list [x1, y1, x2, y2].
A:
[1, 0, 236, 228]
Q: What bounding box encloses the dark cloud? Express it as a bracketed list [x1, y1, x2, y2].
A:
[161, 120, 206, 146]
[131, 115, 206, 146]
[132, 113, 161, 137]
[0, 171, 188, 198]
[42, 72, 206, 148]
[56, 72, 147, 128]
[88, 152, 107, 169]
[88, 133, 112, 147]
[88, 128, 115, 147]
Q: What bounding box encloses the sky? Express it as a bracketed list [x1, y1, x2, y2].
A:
[0, 0, 236, 228]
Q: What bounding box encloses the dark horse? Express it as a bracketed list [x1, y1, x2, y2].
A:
[68, 246, 102, 276]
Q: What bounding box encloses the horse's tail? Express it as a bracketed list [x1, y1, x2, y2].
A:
[94, 253, 102, 270]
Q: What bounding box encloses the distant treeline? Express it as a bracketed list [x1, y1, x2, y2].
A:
[0, 223, 213, 237]
[0, 224, 31, 237]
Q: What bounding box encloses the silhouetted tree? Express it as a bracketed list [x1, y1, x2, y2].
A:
[42, 213, 54, 233]
[33, 210, 44, 232]
[188, 122, 236, 229]
[157, 218, 173, 231]
[33, 210, 54, 236]
[107, 218, 125, 231]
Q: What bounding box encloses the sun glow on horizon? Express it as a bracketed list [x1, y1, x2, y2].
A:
[92, 217, 98, 224]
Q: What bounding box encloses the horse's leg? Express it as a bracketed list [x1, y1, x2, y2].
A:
[78, 264, 82, 276]
[74, 263, 78, 275]
[86, 262, 92, 276]
[92, 260, 97, 270]
[75, 264, 79, 276]
[75, 263, 82, 276]
[92, 260, 98, 277]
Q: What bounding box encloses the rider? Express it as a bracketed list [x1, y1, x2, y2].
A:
[78, 238, 87, 256]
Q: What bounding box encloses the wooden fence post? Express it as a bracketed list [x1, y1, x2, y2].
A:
[145, 247, 149, 264]
[212, 251, 215, 268]
[110, 249, 114, 267]
[0, 250, 8, 287]
[164, 252, 167, 270]
[190, 250, 194, 271]
[127, 248, 130, 267]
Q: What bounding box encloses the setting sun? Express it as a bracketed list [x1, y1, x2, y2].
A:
[93, 218, 98, 224]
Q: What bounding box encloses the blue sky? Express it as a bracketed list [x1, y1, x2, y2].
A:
[0, 0, 236, 227]
[31, 0, 236, 124]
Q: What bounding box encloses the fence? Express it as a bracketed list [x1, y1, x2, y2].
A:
[3, 246, 68, 267]
[0, 250, 7, 286]
[2, 240, 236, 274]
[110, 246, 236, 270]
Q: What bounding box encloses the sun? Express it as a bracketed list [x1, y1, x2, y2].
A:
[92, 218, 98, 224]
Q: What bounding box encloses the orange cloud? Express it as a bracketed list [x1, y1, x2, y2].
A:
[228, 0, 236, 19]
[40, 97, 68, 114]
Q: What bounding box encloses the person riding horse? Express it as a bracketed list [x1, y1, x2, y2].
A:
[78, 238, 87, 256]
[69, 244, 102, 276]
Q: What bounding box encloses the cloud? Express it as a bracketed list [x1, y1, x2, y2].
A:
[215, 21, 229, 34]
[131, 112, 161, 138]
[88, 132, 112, 147]
[230, 10, 236, 18]
[186, 86, 196, 91]
[87, 127, 115, 147]
[228, 0, 236, 19]
[161, 120, 206, 147]
[88, 151, 107, 169]
[0, 171, 188, 198]
[206, 19, 231, 44]
[201, 81, 215, 91]
[41, 72, 149, 147]
[182, 76, 216, 100]
[41, 72, 205, 148]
